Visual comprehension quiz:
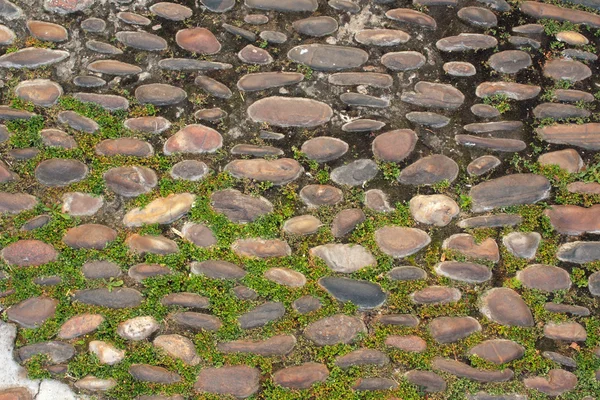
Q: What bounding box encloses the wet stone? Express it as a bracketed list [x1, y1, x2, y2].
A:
[319, 277, 386, 310]
[331, 159, 378, 186]
[399, 154, 459, 185]
[468, 340, 525, 364]
[15, 79, 62, 107]
[467, 155, 501, 176]
[1, 239, 57, 266]
[389, 266, 427, 281]
[293, 295, 321, 314]
[480, 287, 534, 327]
[335, 349, 389, 369]
[161, 293, 210, 309]
[126, 234, 178, 255]
[104, 166, 157, 197]
[57, 110, 99, 133]
[488, 50, 532, 74]
[331, 208, 365, 237]
[411, 286, 461, 305]
[436, 34, 497, 52]
[523, 369, 577, 396]
[372, 129, 417, 162]
[150, 2, 193, 20]
[35, 159, 88, 187]
[237, 44, 272, 65]
[375, 226, 431, 258]
[7, 296, 57, 328]
[218, 335, 296, 356]
[544, 321, 586, 341]
[293, 16, 338, 36]
[410, 194, 459, 227]
[273, 363, 329, 389]
[544, 59, 591, 82]
[238, 302, 285, 329]
[310, 243, 375, 273]
[406, 112, 450, 128]
[18, 341, 75, 364]
[73, 288, 143, 309]
[458, 6, 497, 27]
[129, 365, 180, 384]
[58, 313, 104, 339]
[304, 314, 366, 345]
[432, 357, 514, 382]
[123, 193, 195, 227]
[171, 312, 222, 331]
[175, 27, 222, 54]
[404, 370, 446, 393]
[288, 44, 368, 71]
[118, 317, 159, 341]
[503, 232, 541, 259]
[191, 260, 246, 280]
[429, 316, 481, 343]
[194, 366, 259, 398]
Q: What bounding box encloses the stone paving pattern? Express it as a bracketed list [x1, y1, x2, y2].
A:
[1, 0, 600, 398]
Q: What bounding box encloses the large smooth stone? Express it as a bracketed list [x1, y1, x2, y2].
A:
[264, 267, 306, 287]
[126, 234, 178, 255]
[154, 334, 200, 365]
[557, 241, 600, 263]
[488, 50, 531, 73]
[194, 366, 260, 398]
[288, 44, 368, 71]
[411, 286, 461, 304]
[429, 316, 481, 343]
[117, 316, 160, 340]
[225, 158, 303, 185]
[533, 103, 591, 119]
[123, 193, 195, 227]
[386, 8, 437, 28]
[301, 136, 348, 162]
[73, 288, 143, 309]
[211, 189, 272, 223]
[96, 138, 152, 157]
[150, 2, 193, 20]
[191, 260, 245, 280]
[248, 96, 332, 127]
[58, 313, 105, 339]
[404, 370, 446, 393]
[237, 72, 303, 91]
[432, 357, 514, 382]
[537, 123, 600, 150]
[0, 47, 68, 68]
[375, 226, 430, 258]
[304, 314, 366, 346]
[87, 60, 142, 75]
[476, 81, 540, 100]
[443, 234, 500, 262]
[355, 29, 410, 46]
[468, 156, 501, 177]
[381, 51, 426, 71]
[82, 260, 121, 280]
[329, 72, 393, 88]
[470, 174, 550, 212]
[15, 79, 62, 107]
[300, 185, 343, 207]
[523, 369, 577, 396]
[544, 321, 586, 341]
[116, 31, 167, 51]
[57, 111, 98, 133]
[164, 124, 223, 154]
[401, 81, 464, 109]
[128, 263, 172, 281]
[389, 266, 427, 281]
[435, 261, 492, 283]
[310, 243, 375, 273]
[135, 84, 187, 106]
[171, 312, 221, 331]
[469, 339, 524, 364]
[399, 155, 459, 185]
[63, 224, 116, 249]
[544, 59, 591, 82]
[232, 238, 291, 258]
[319, 277, 386, 310]
[202, 0, 235, 12]
[480, 287, 534, 327]
[1, 239, 57, 266]
[456, 135, 526, 152]
[330, 159, 378, 186]
[0, 193, 37, 215]
[436, 33, 497, 51]
[293, 16, 338, 36]
[372, 129, 417, 162]
[175, 27, 221, 54]
[273, 363, 329, 389]
[18, 341, 75, 363]
[545, 204, 600, 235]
[409, 194, 459, 227]
[129, 365, 180, 384]
[502, 232, 541, 259]
[35, 159, 88, 187]
[245, 0, 317, 11]
[406, 112, 450, 128]
[335, 349, 389, 369]
[104, 166, 157, 197]
[238, 302, 285, 329]
[458, 6, 497, 27]
[7, 296, 57, 328]
[331, 208, 365, 237]
[516, 264, 571, 292]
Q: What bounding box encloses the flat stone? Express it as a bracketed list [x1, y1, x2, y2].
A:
[161, 292, 210, 309]
[81, 17, 106, 32]
[18, 341, 75, 364]
[232, 238, 291, 258]
[310, 243, 374, 273]
[238, 302, 285, 329]
[300, 184, 343, 207]
[0, 47, 68, 68]
[469, 339, 525, 364]
[331, 159, 378, 186]
[225, 158, 303, 185]
[211, 189, 272, 223]
[432, 357, 513, 382]
[404, 370, 446, 392]
[129, 364, 180, 384]
[545, 205, 600, 234]
[329, 0, 360, 12]
[35, 159, 87, 187]
[468, 155, 501, 176]
[399, 154, 459, 185]
[544, 321, 586, 341]
[150, 2, 192, 20]
[331, 208, 365, 237]
[61, 192, 102, 216]
[470, 174, 550, 212]
[381, 51, 425, 71]
[154, 334, 200, 365]
[1, 239, 57, 266]
[86, 41, 123, 55]
[406, 112, 450, 128]
[509, 35, 541, 49]
[283, 215, 322, 235]
[329, 72, 392, 88]
[264, 268, 306, 287]
[9, 148, 39, 159]
[195, 76, 232, 98]
[248, 96, 332, 127]
[191, 260, 245, 280]
[7, 297, 57, 328]
[444, 61, 476, 77]
[458, 6, 497, 27]
[128, 263, 172, 282]
[75, 376, 116, 392]
[218, 335, 296, 356]
[293, 16, 338, 36]
[288, 44, 368, 71]
[171, 312, 222, 331]
[364, 189, 393, 212]
[340, 92, 389, 108]
[202, 0, 235, 12]
[459, 215, 522, 230]
[58, 314, 104, 339]
[523, 369, 577, 396]
[436, 261, 492, 283]
[82, 260, 121, 280]
[543, 351, 576, 367]
[537, 123, 600, 150]
[555, 89, 594, 103]
[476, 81, 540, 100]
[15, 79, 62, 107]
[164, 124, 223, 155]
[428, 316, 481, 343]
[170, 160, 209, 181]
[96, 138, 153, 157]
[179, 222, 216, 248]
[444, 234, 499, 262]
[385, 335, 427, 352]
[41, 128, 77, 149]
[273, 363, 329, 389]
[223, 23, 256, 41]
[480, 287, 533, 326]
[245, 14, 269, 24]
[301, 136, 348, 163]
[0, 161, 16, 183]
[230, 144, 283, 157]
[304, 314, 366, 345]
[568, 181, 600, 194]
[89, 340, 124, 365]
[73, 288, 143, 309]
[545, 302, 590, 316]
[123, 193, 195, 227]
[0, 388, 33, 399]
[126, 234, 178, 255]
[544, 59, 591, 82]
[117, 316, 159, 340]
[57, 111, 99, 133]
[356, 29, 410, 49]
[237, 72, 303, 91]
[124, 117, 169, 134]
[502, 232, 541, 260]
[0, 0, 22, 20]
[533, 103, 591, 119]
[87, 60, 142, 76]
[0, 106, 35, 120]
[342, 119, 386, 132]
[21, 215, 50, 231]
[194, 366, 259, 398]
[488, 50, 531, 73]
[104, 166, 157, 197]
[354, 377, 398, 391]
[464, 121, 523, 133]
[293, 295, 321, 314]
[319, 277, 386, 309]
[116, 31, 167, 51]
[388, 266, 427, 281]
[158, 58, 232, 71]
[411, 286, 461, 304]
[436, 34, 497, 52]
[375, 226, 430, 258]
[558, 241, 600, 263]
[372, 129, 417, 162]
[335, 349, 389, 369]
[260, 30, 287, 43]
[410, 194, 459, 227]
[63, 224, 117, 249]
[456, 135, 526, 152]
[386, 8, 437, 29]
[401, 81, 465, 109]
[135, 84, 186, 106]
[195, 108, 227, 122]
[379, 314, 420, 327]
[117, 12, 151, 25]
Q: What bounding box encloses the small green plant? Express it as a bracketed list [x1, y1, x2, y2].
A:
[432, 179, 450, 193]
[483, 94, 511, 114]
[379, 162, 400, 181]
[106, 278, 124, 292]
[296, 64, 313, 80]
[459, 194, 472, 210]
